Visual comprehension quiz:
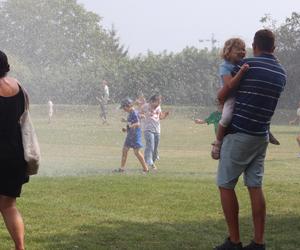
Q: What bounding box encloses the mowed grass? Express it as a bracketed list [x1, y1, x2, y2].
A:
[0, 105, 300, 250]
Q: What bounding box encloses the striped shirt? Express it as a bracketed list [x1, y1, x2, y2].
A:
[230, 53, 287, 136]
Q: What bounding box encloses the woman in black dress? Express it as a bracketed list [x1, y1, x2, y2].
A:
[0, 51, 28, 250]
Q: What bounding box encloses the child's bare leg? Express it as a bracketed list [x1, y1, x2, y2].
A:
[133, 149, 149, 172]
[120, 147, 130, 170]
[211, 124, 226, 160]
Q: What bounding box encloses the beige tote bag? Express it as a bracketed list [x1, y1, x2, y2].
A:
[19, 85, 41, 175]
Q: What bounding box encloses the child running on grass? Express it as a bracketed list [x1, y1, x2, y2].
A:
[212, 38, 280, 160]
[195, 101, 222, 135]
[140, 94, 169, 170]
[115, 98, 149, 173]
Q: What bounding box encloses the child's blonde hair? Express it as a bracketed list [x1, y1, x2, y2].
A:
[221, 38, 245, 61]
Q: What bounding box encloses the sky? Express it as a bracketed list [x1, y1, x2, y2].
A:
[77, 0, 300, 55]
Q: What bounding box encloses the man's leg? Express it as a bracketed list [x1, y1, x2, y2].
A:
[247, 187, 266, 244]
[99, 102, 106, 122]
[219, 187, 240, 244]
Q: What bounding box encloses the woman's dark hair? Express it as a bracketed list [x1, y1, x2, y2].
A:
[253, 29, 275, 53]
[0, 51, 10, 78]
[149, 94, 161, 103]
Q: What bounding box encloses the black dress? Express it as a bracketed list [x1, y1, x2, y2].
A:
[0, 87, 29, 197]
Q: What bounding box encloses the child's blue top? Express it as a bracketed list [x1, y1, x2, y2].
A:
[219, 60, 235, 87]
[124, 110, 143, 148]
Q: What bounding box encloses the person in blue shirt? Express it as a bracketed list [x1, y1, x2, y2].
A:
[115, 98, 149, 173]
[214, 30, 286, 250]
[212, 38, 280, 160]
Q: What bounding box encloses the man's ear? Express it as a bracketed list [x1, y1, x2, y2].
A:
[271, 46, 275, 53]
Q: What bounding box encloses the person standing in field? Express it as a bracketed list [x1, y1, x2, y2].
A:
[48, 99, 53, 123]
[288, 102, 300, 158]
[115, 98, 149, 173]
[214, 30, 286, 250]
[96, 80, 110, 124]
[140, 94, 169, 170]
[211, 37, 280, 160]
[0, 50, 29, 250]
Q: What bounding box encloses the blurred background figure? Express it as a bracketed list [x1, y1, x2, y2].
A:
[288, 102, 300, 157]
[96, 80, 110, 125]
[48, 99, 53, 123]
[135, 90, 146, 112]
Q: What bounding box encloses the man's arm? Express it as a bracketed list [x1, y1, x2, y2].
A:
[195, 118, 207, 125]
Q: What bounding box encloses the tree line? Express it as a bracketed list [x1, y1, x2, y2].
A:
[0, 0, 298, 108]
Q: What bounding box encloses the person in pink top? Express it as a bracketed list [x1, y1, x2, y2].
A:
[140, 94, 169, 170]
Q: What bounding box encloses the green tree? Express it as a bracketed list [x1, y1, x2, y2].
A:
[261, 12, 300, 108]
[0, 0, 127, 103]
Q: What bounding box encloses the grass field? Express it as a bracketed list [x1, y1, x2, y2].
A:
[0, 105, 299, 250]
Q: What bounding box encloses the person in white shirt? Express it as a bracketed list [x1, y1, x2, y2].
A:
[288, 102, 300, 157]
[48, 99, 53, 123]
[140, 94, 169, 170]
[97, 80, 110, 124]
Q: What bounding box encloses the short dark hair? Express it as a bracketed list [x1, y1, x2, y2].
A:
[0, 51, 10, 78]
[253, 29, 275, 52]
[149, 94, 161, 103]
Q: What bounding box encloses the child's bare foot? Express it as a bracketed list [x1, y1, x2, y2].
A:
[113, 167, 125, 173]
[211, 141, 222, 160]
[269, 133, 280, 145]
[142, 169, 149, 174]
[151, 164, 157, 170]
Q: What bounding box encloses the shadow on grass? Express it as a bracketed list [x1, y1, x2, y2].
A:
[34, 215, 300, 250]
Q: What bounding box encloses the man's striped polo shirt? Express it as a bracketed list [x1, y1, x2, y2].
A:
[230, 53, 287, 137]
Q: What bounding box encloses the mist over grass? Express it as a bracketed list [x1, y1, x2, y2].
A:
[0, 105, 297, 249]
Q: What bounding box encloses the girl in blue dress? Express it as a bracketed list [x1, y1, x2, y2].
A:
[116, 98, 149, 173]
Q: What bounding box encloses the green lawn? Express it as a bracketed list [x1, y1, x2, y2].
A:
[0, 105, 299, 250]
